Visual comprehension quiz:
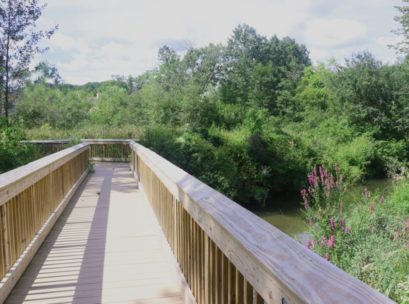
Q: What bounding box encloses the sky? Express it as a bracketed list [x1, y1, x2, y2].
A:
[37, 0, 404, 85]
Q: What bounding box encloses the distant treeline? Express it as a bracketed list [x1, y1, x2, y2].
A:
[7, 24, 409, 208]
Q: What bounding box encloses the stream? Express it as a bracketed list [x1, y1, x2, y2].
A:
[255, 179, 395, 242]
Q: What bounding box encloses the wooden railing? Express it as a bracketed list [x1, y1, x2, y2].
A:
[24, 139, 131, 162]
[22, 139, 71, 156]
[85, 139, 131, 162]
[0, 143, 89, 303]
[0, 139, 395, 304]
[129, 140, 394, 304]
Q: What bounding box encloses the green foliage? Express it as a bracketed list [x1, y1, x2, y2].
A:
[0, 0, 57, 119]
[394, 0, 409, 54]
[0, 123, 36, 172]
[303, 169, 409, 303]
[4, 22, 409, 300]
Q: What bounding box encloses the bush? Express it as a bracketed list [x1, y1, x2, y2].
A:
[302, 168, 409, 303]
[0, 125, 36, 172]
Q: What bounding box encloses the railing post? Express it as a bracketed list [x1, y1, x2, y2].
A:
[0, 204, 10, 272]
[204, 234, 210, 304]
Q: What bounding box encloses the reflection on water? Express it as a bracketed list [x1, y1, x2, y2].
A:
[256, 179, 394, 241]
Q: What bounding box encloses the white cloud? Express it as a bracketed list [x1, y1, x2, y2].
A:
[303, 18, 367, 47]
[36, 0, 401, 84]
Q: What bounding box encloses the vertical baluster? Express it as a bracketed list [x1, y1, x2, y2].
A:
[0, 204, 10, 274]
[236, 269, 244, 304]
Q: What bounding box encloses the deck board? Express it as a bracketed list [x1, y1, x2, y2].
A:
[5, 162, 189, 304]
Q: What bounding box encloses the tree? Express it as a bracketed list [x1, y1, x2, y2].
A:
[220, 24, 310, 114]
[393, 0, 409, 54]
[0, 0, 57, 120]
[33, 61, 62, 85]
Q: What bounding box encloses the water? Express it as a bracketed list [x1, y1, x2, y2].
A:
[256, 179, 394, 240]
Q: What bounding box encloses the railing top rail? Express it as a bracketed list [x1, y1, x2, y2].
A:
[0, 143, 89, 206]
[81, 139, 131, 144]
[129, 140, 393, 304]
[23, 139, 132, 144]
[21, 139, 71, 144]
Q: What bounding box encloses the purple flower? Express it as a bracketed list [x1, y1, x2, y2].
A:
[327, 235, 335, 248]
[308, 167, 319, 188]
[325, 253, 331, 261]
[339, 218, 345, 228]
[344, 226, 351, 235]
[301, 189, 309, 209]
[329, 217, 336, 230]
[319, 166, 327, 184]
[307, 239, 314, 250]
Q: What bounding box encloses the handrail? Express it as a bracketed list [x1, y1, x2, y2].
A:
[129, 140, 394, 304]
[0, 143, 89, 303]
[6, 139, 395, 303]
[0, 143, 88, 206]
[24, 139, 131, 162]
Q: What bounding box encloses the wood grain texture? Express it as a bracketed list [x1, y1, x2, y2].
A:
[0, 169, 88, 304]
[5, 162, 194, 304]
[130, 140, 395, 304]
[0, 144, 88, 207]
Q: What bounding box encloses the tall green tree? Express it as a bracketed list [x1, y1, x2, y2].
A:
[394, 0, 409, 54]
[0, 0, 56, 120]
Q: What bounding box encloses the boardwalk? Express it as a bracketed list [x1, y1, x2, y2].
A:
[5, 163, 190, 304]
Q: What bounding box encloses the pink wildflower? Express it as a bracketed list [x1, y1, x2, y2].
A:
[307, 239, 314, 250]
[344, 226, 351, 235]
[327, 235, 335, 248]
[325, 253, 331, 261]
[301, 189, 309, 209]
[319, 166, 327, 183]
[339, 218, 345, 228]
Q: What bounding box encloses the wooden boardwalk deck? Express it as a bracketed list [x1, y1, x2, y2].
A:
[5, 162, 191, 304]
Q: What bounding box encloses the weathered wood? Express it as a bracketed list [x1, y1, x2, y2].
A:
[5, 163, 194, 304]
[129, 140, 394, 304]
[0, 143, 88, 207]
[0, 167, 88, 304]
[0, 143, 89, 302]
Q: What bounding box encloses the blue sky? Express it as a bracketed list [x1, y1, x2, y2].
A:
[37, 0, 404, 84]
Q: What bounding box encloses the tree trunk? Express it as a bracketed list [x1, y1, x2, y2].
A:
[4, 4, 11, 124]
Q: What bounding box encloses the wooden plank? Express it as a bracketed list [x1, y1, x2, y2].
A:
[5, 163, 194, 304]
[0, 144, 88, 206]
[129, 140, 394, 304]
[0, 169, 88, 303]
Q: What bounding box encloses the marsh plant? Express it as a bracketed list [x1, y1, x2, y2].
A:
[301, 165, 409, 303]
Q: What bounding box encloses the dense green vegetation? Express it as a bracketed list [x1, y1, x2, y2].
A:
[302, 165, 409, 302]
[10, 27, 409, 209]
[0, 1, 408, 301]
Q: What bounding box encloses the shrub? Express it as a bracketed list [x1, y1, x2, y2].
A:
[302, 167, 409, 302]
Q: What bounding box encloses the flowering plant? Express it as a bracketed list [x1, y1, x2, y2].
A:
[301, 165, 352, 263]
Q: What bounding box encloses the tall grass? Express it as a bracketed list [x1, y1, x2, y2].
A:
[302, 167, 409, 303]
